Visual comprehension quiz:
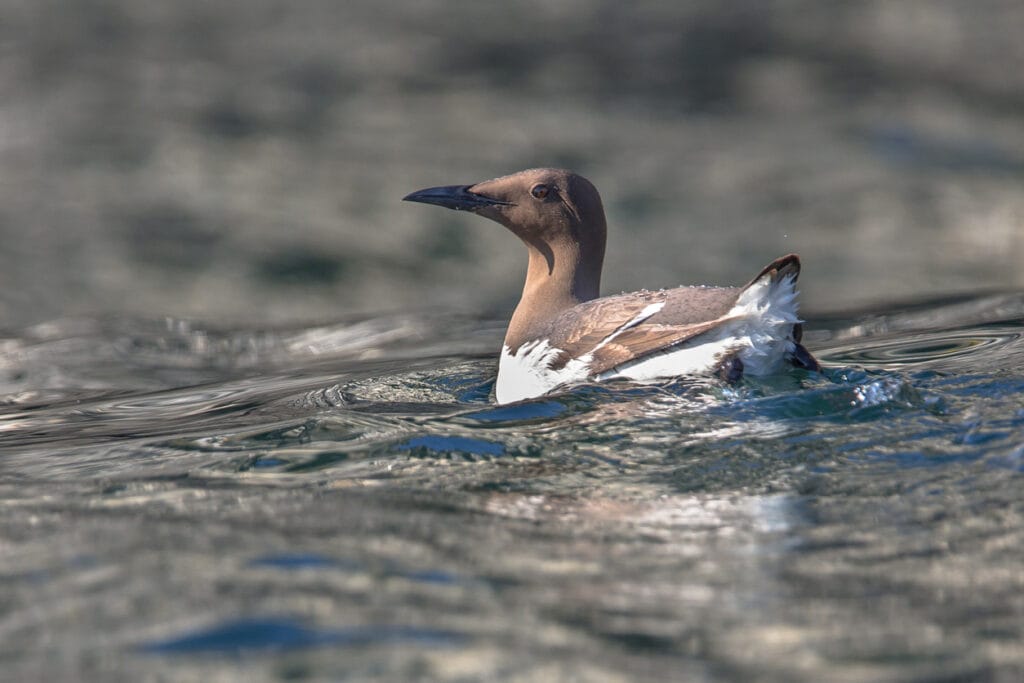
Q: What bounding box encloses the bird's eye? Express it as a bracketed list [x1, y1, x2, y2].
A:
[530, 184, 549, 200]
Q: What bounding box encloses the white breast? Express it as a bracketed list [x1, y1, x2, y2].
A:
[495, 340, 592, 405]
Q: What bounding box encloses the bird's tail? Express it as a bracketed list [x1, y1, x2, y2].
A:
[741, 254, 821, 372]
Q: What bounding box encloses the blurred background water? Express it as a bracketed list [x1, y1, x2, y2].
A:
[4, 0, 1024, 325]
[3, 2, 1024, 682]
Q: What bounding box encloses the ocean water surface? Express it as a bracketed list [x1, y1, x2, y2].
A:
[2, 293, 1023, 682]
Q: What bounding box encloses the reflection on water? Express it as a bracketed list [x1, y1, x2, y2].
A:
[1, 294, 1024, 681]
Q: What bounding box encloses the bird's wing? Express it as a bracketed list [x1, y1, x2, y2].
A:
[543, 254, 804, 376]
[542, 289, 739, 375]
[583, 318, 731, 375]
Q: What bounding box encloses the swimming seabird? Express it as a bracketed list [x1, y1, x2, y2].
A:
[404, 168, 820, 404]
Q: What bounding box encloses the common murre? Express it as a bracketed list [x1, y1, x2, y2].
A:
[404, 168, 820, 404]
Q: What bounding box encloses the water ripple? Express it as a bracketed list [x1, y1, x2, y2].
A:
[820, 326, 1023, 370]
[141, 618, 464, 655]
[3, 299, 1024, 681]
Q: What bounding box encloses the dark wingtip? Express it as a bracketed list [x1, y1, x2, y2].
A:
[744, 253, 801, 289]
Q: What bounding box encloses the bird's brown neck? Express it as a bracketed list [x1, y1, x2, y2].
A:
[504, 234, 604, 352]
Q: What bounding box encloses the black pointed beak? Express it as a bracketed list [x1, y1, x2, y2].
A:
[402, 184, 510, 211]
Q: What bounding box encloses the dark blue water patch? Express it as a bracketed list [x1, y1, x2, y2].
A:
[141, 619, 334, 654]
[400, 569, 462, 585]
[457, 399, 568, 425]
[425, 372, 494, 403]
[456, 379, 496, 403]
[397, 435, 506, 457]
[251, 456, 289, 469]
[139, 617, 464, 655]
[219, 449, 354, 474]
[249, 553, 360, 571]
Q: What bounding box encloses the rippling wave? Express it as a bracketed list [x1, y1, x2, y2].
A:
[1, 295, 1023, 681]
